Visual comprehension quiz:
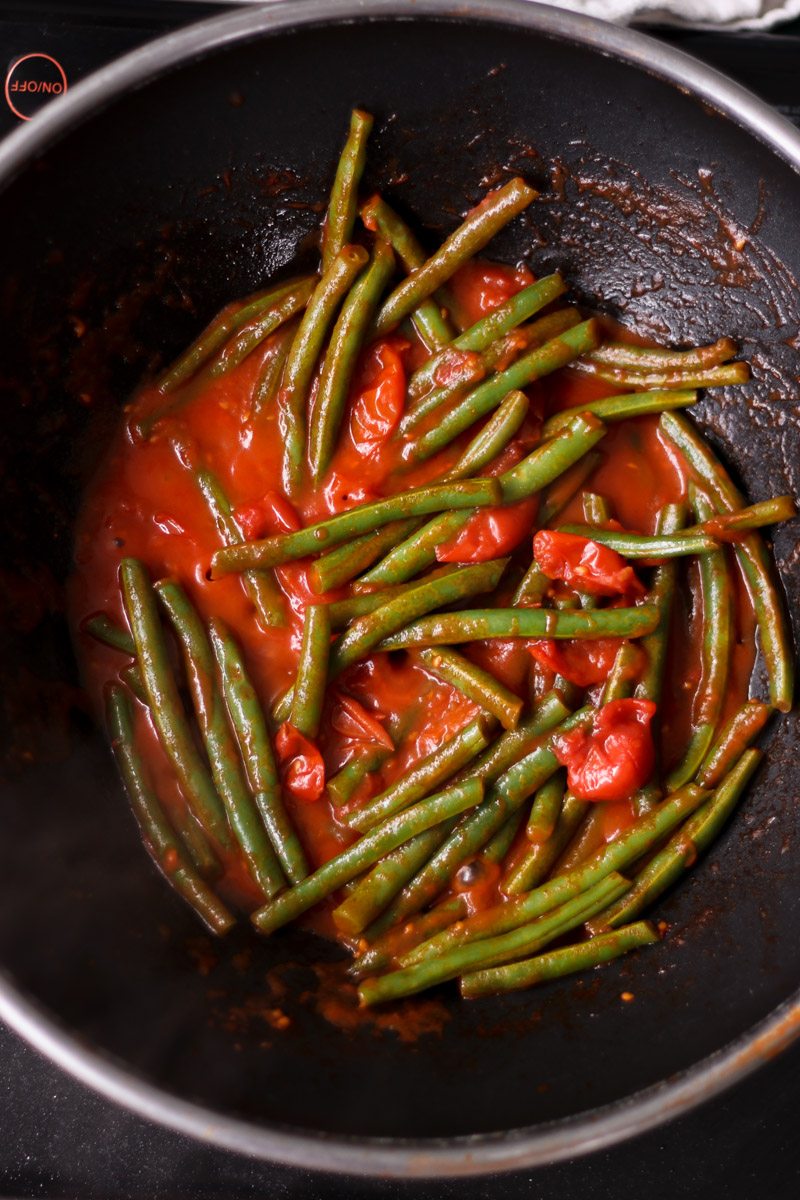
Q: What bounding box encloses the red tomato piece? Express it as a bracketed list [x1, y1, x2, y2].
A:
[436, 496, 538, 563]
[528, 637, 625, 688]
[554, 698, 657, 802]
[533, 530, 646, 598]
[447, 259, 534, 326]
[350, 338, 407, 452]
[233, 491, 301, 541]
[275, 721, 326, 803]
[330, 693, 394, 750]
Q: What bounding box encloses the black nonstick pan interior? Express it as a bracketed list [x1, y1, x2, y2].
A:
[0, 0, 798, 1175]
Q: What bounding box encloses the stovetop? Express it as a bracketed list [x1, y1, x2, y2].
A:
[1, 3, 800, 1197]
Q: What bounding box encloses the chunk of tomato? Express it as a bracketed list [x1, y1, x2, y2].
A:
[554, 698, 656, 802]
[533, 530, 645, 598]
[349, 338, 407, 452]
[528, 637, 625, 688]
[275, 721, 326, 803]
[436, 496, 538, 563]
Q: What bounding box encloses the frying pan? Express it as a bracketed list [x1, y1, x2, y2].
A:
[0, 0, 798, 1178]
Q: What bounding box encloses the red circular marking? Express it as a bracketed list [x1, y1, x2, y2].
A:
[5, 53, 68, 121]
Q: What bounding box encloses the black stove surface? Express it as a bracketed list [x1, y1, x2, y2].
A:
[1, 3, 800, 1197]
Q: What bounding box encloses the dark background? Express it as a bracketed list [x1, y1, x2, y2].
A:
[1, 3, 799, 1197]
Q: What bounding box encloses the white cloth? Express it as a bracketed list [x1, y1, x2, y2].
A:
[535, 0, 800, 31]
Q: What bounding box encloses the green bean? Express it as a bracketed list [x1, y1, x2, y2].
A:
[586, 337, 736, 371]
[558, 523, 719, 558]
[683, 494, 797, 540]
[461, 920, 660, 998]
[360, 194, 456, 350]
[382, 706, 591, 925]
[371, 178, 537, 337]
[451, 690, 571, 789]
[207, 618, 309, 884]
[376, 604, 660, 652]
[361, 411, 606, 589]
[582, 492, 612, 525]
[695, 699, 773, 789]
[211, 478, 501, 575]
[358, 872, 630, 1006]
[399, 308, 580, 434]
[536, 451, 603, 529]
[415, 646, 523, 730]
[502, 790, 589, 894]
[332, 823, 458, 936]
[526, 769, 566, 844]
[310, 519, 420, 593]
[483, 807, 527, 865]
[574, 360, 750, 389]
[407, 273, 567, 401]
[150, 277, 305, 400]
[290, 605, 331, 739]
[82, 613, 136, 656]
[119, 558, 232, 847]
[541, 389, 697, 439]
[511, 559, 549, 608]
[196, 468, 286, 629]
[251, 317, 298, 418]
[252, 778, 484, 934]
[660, 410, 793, 713]
[155, 580, 285, 899]
[443, 388, 531, 481]
[351, 895, 469, 978]
[326, 569, 457, 629]
[322, 109, 373, 274]
[309, 241, 396, 482]
[589, 751, 761, 935]
[327, 745, 392, 808]
[170, 807, 220, 877]
[666, 486, 732, 792]
[106, 685, 235, 935]
[408, 783, 706, 964]
[404, 319, 601, 462]
[210, 278, 316, 375]
[279, 244, 370, 497]
[345, 713, 496, 833]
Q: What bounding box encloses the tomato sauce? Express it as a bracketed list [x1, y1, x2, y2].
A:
[68, 259, 757, 943]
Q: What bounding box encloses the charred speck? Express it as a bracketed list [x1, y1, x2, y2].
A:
[113, 537, 125, 548]
[456, 860, 487, 887]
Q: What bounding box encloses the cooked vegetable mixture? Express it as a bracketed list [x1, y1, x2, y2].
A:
[71, 110, 795, 1006]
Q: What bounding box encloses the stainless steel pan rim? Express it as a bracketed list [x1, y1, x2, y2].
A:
[0, 0, 798, 1177]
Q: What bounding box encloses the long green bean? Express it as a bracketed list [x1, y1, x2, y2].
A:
[660, 411, 793, 712]
[558, 523, 719, 558]
[461, 920, 660, 998]
[415, 646, 523, 730]
[309, 241, 395, 482]
[574, 360, 750, 389]
[208, 618, 309, 884]
[683, 494, 797, 540]
[119, 558, 232, 847]
[290, 605, 331, 739]
[155, 580, 285, 899]
[695, 699, 773, 789]
[351, 895, 470, 978]
[196, 468, 285, 628]
[211, 478, 501, 575]
[541, 389, 696, 438]
[360, 193, 456, 349]
[251, 318, 298, 418]
[279, 244, 369, 497]
[106, 684, 235, 935]
[586, 337, 736, 371]
[321, 108, 373, 273]
[210, 278, 315, 375]
[526, 769, 566, 844]
[665, 485, 732, 792]
[372, 178, 537, 337]
[310, 519, 420, 593]
[376, 604, 660, 651]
